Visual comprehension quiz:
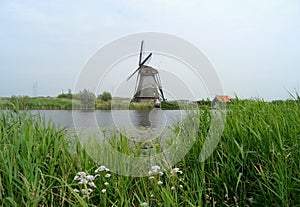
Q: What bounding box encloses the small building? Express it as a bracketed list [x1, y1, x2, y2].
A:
[212, 95, 231, 108]
[213, 95, 231, 102]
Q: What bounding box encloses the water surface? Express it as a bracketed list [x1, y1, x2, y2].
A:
[31, 109, 185, 140]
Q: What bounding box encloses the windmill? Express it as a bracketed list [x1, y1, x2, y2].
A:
[127, 41, 165, 107]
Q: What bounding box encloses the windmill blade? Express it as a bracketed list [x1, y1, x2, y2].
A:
[159, 87, 166, 101]
[139, 40, 144, 66]
[140, 53, 152, 66]
[154, 75, 166, 101]
[127, 67, 140, 81]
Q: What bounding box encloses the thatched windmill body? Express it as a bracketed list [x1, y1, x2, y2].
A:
[127, 41, 165, 107]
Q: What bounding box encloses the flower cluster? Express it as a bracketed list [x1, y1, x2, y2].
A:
[169, 167, 184, 190]
[148, 165, 164, 185]
[139, 165, 185, 205]
[74, 172, 96, 187]
[170, 167, 183, 176]
[148, 165, 164, 176]
[148, 165, 185, 191]
[73, 172, 97, 198]
[73, 165, 111, 199]
[95, 165, 111, 194]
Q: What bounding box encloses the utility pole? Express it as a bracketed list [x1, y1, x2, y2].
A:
[32, 82, 37, 97]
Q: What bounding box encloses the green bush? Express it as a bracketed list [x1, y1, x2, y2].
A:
[97, 91, 112, 102]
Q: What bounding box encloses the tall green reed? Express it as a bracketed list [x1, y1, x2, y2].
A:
[0, 99, 299, 206]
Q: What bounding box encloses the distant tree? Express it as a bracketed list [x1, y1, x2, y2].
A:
[57, 93, 72, 99]
[197, 98, 211, 106]
[57, 89, 73, 99]
[98, 91, 112, 102]
[79, 89, 96, 109]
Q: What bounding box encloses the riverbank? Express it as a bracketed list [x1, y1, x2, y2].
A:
[0, 99, 299, 206]
[0, 96, 193, 110]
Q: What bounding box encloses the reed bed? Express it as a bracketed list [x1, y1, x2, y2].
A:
[0, 99, 299, 206]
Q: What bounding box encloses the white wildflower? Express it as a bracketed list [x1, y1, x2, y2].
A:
[81, 188, 93, 194]
[105, 173, 111, 178]
[77, 172, 86, 176]
[233, 196, 238, 203]
[78, 179, 88, 185]
[225, 193, 229, 200]
[149, 176, 155, 180]
[150, 194, 154, 198]
[148, 165, 161, 175]
[86, 175, 95, 181]
[205, 194, 211, 203]
[159, 171, 164, 176]
[73, 188, 80, 193]
[171, 167, 180, 174]
[96, 165, 106, 172]
[248, 197, 254, 203]
[95, 165, 110, 173]
[179, 184, 183, 188]
[171, 186, 175, 190]
[74, 171, 87, 180]
[101, 189, 106, 193]
[171, 168, 183, 176]
[88, 181, 96, 188]
[157, 181, 163, 185]
[140, 202, 149, 207]
[104, 182, 109, 186]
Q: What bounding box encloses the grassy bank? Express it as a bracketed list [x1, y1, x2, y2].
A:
[0, 97, 181, 110]
[0, 97, 75, 110]
[0, 99, 299, 206]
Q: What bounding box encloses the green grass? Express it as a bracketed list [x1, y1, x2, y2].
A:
[187, 99, 300, 206]
[0, 97, 75, 110]
[0, 99, 299, 206]
[98, 100, 155, 110]
[0, 97, 198, 110]
[0, 97, 155, 110]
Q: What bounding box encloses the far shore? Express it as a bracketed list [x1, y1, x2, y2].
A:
[0, 96, 204, 110]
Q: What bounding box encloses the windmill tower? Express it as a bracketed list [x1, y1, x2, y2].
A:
[127, 41, 165, 107]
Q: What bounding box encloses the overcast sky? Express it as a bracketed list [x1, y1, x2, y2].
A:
[0, 0, 299, 100]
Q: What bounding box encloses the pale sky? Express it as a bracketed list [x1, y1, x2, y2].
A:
[0, 0, 299, 100]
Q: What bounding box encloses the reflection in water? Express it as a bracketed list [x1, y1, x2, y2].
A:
[130, 109, 167, 128]
[30, 110, 185, 141]
[108, 109, 181, 141]
[29, 110, 184, 129]
[132, 110, 151, 127]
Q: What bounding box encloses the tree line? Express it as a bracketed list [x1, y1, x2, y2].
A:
[58, 89, 112, 109]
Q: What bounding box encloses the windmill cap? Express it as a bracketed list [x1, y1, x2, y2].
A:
[139, 65, 158, 75]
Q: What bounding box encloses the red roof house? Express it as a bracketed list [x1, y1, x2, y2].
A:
[212, 95, 231, 108]
[213, 95, 231, 103]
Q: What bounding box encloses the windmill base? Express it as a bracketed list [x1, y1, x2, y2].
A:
[131, 98, 161, 108]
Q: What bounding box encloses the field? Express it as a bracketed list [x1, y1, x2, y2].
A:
[0, 99, 299, 206]
[0, 97, 75, 110]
